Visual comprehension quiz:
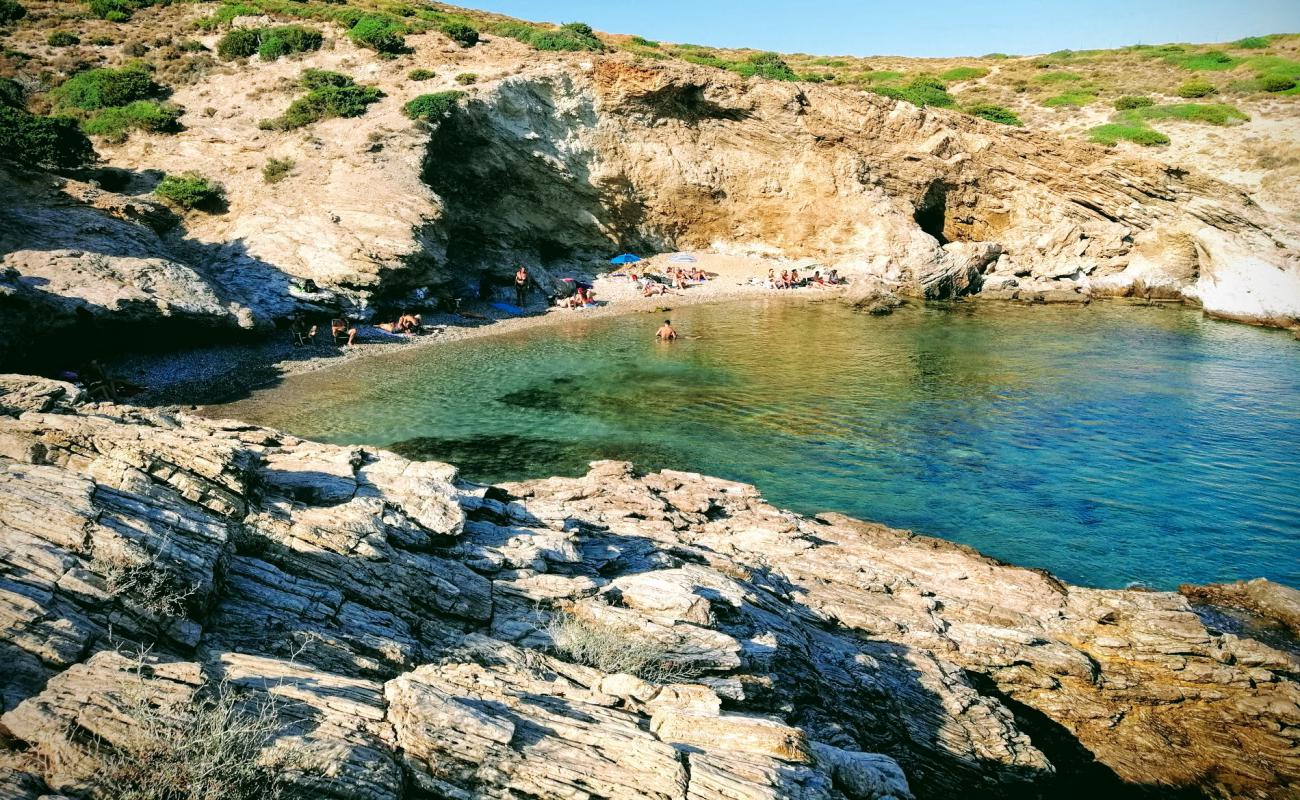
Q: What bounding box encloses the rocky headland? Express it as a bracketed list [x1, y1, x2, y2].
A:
[0, 374, 1297, 799]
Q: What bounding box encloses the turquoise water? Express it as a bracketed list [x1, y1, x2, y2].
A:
[211, 300, 1300, 590]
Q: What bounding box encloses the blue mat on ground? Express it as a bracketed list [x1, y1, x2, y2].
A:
[491, 302, 525, 315]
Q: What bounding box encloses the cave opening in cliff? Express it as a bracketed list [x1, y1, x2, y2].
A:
[914, 180, 950, 245]
[421, 88, 658, 277]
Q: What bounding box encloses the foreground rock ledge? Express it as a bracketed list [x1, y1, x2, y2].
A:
[0, 375, 1296, 799]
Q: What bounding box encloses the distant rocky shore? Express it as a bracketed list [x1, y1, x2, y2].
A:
[1, 373, 1297, 799]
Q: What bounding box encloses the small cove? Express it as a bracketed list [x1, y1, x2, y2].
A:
[209, 299, 1300, 591]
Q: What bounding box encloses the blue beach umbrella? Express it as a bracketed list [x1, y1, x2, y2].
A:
[609, 253, 641, 265]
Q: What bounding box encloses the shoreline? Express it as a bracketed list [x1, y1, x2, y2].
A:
[117, 256, 849, 407]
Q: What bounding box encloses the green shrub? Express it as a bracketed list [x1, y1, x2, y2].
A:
[983, 52, 1011, 59]
[82, 100, 182, 142]
[155, 171, 224, 210]
[90, 35, 116, 46]
[966, 103, 1021, 125]
[1033, 70, 1082, 83]
[1125, 102, 1248, 126]
[262, 156, 292, 183]
[1088, 122, 1169, 146]
[1176, 78, 1216, 98]
[299, 68, 353, 89]
[1231, 36, 1271, 49]
[1114, 94, 1153, 110]
[874, 76, 954, 108]
[0, 0, 26, 22]
[492, 19, 603, 52]
[408, 68, 434, 81]
[741, 52, 797, 81]
[52, 63, 160, 111]
[630, 36, 658, 48]
[0, 106, 95, 168]
[402, 89, 462, 120]
[262, 81, 382, 129]
[454, 72, 476, 85]
[939, 66, 988, 82]
[1261, 74, 1297, 92]
[257, 25, 322, 60]
[440, 21, 478, 47]
[348, 15, 405, 53]
[1043, 91, 1095, 107]
[48, 31, 81, 47]
[1164, 50, 1238, 71]
[0, 77, 23, 108]
[86, 0, 160, 21]
[216, 27, 260, 59]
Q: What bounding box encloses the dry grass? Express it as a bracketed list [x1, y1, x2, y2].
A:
[90, 542, 198, 619]
[547, 610, 703, 683]
[74, 670, 299, 800]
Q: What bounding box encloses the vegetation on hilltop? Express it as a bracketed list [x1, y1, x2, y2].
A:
[0, 0, 1295, 160]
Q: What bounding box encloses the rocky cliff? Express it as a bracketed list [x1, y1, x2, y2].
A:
[3, 9, 1299, 369]
[0, 374, 1296, 799]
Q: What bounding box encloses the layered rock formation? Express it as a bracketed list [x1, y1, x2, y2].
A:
[3, 19, 1299, 368]
[0, 374, 1296, 799]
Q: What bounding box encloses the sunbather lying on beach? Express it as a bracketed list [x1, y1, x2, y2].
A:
[642, 281, 673, 297]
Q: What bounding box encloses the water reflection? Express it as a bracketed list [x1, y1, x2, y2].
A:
[210, 300, 1300, 590]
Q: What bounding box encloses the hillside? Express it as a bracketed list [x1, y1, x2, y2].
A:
[0, 0, 1298, 372]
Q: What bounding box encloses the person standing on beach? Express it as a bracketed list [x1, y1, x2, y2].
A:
[514, 266, 530, 308]
[656, 320, 678, 341]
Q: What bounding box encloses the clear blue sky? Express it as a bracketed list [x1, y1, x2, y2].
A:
[470, 0, 1300, 58]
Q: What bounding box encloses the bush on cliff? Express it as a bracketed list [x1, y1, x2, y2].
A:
[0, 106, 96, 169]
[491, 19, 603, 52]
[52, 62, 160, 111]
[0, 76, 24, 108]
[154, 171, 225, 210]
[966, 103, 1022, 125]
[0, 0, 26, 22]
[82, 99, 182, 142]
[257, 25, 322, 60]
[216, 27, 260, 59]
[873, 76, 954, 108]
[408, 68, 435, 81]
[440, 20, 478, 47]
[738, 52, 797, 81]
[348, 15, 405, 54]
[403, 89, 462, 121]
[260, 71, 382, 130]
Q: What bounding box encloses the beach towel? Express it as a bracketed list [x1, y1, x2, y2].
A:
[491, 302, 525, 315]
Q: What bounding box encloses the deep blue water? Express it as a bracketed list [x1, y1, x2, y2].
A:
[212, 300, 1300, 590]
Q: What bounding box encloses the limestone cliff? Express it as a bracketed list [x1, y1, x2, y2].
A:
[0, 374, 1296, 799]
[3, 16, 1300, 369]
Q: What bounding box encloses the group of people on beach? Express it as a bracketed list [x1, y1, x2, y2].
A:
[764, 267, 842, 290]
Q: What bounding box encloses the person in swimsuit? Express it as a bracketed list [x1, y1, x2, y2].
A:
[656, 320, 677, 341]
[514, 266, 529, 307]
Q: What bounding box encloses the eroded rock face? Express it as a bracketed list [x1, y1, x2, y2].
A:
[4, 40, 1299, 370]
[0, 379, 1296, 799]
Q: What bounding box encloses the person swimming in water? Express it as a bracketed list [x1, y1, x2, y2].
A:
[656, 319, 677, 341]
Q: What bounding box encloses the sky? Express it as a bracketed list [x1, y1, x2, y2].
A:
[470, 0, 1300, 58]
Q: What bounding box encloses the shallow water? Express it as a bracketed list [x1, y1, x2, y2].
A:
[211, 299, 1300, 590]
